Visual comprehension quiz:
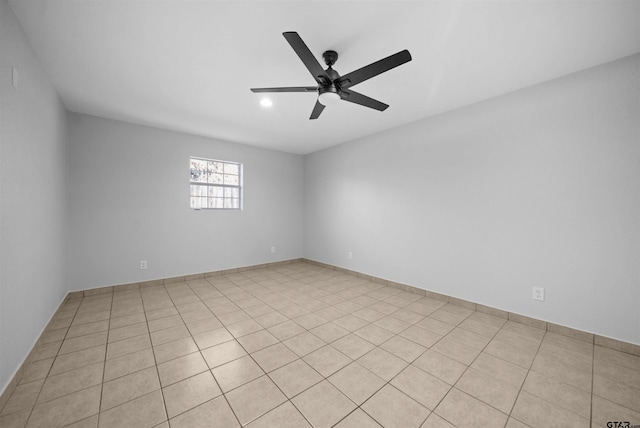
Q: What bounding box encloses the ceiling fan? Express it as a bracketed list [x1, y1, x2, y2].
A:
[251, 32, 412, 120]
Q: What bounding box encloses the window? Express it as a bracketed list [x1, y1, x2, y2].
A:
[190, 157, 242, 209]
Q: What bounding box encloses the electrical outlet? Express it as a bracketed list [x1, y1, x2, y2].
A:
[532, 287, 545, 301]
[140, 260, 147, 270]
[270, 246, 276, 254]
[347, 251, 353, 260]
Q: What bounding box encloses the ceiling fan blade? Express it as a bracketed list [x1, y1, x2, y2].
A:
[339, 89, 388, 111]
[336, 50, 411, 89]
[309, 100, 325, 120]
[283, 32, 331, 85]
[251, 87, 317, 93]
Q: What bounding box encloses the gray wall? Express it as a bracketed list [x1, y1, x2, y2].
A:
[0, 0, 70, 394]
[304, 54, 640, 345]
[67, 113, 304, 290]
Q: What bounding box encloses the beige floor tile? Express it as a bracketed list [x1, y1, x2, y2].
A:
[293, 313, 327, 330]
[593, 374, 640, 412]
[153, 337, 199, 364]
[49, 346, 105, 377]
[413, 350, 467, 385]
[353, 307, 386, 323]
[37, 362, 103, 404]
[211, 355, 264, 392]
[334, 314, 370, 332]
[420, 413, 455, 428]
[329, 362, 385, 405]
[484, 338, 538, 369]
[511, 391, 589, 428]
[0, 409, 31, 428]
[97, 390, 166, 428]
[225, 375, 286, 425]
[192, 327, 233, 350]
[20, 357, 55, 384]
[147, 315, 183, 333]
[380, 335, 427, 362]
[457, 318, 502, 338]
[109, 313, 146, 330]
[292, 380, 357, 428]
[455, 368, 520, 414]
[267, 320, 306, 341]
[373, 316, 411, 334]
[12, 262, 640, 428]
[470, 352, 528, 388]
[334, 408, 382, 427]
[201, 340, 247, 369]
[185, 316, 223, 336]
[390, 308, 425, 325]
[1, 379, 44, 416]
[523, 371, 592, 418]
[269, 359, 323, 398]
[67, 320, 109, 339]
[431, 335, 481, 366]
[530, 352, 592, 392]
[354, 324, 395, 346]
[435, 388, 507, 428]
[100, 366, 160, 411]
[162, 371, 221, 418]
[430, 309, 468, 326]
[416, 317, 456, 336]
[144, 306, 178, 321]
[237, 329, 279, 353]
[226, 319, 263, 338]
[104, 348, 155, 381]
[591, 396, 640, 428]
[251, 342, 298, 372]
[303, 345, 352, 377]
[72, 311, 111, 327]
[254, 311, 288, 329]
[245, 401, 312, 428]
[362, 384, 430, 428]
[400, 325, 443, 348]
[314, 306, 348, 322]
[536, 341, 592, 373]
[504, 417, 530, 428]
[283, 331, 325, 357]
[594, 356, 640, 390]
[594, 345, 640, 371]
[157, 352, 208, 386]
[169, 395, 239, 428]
[332, 333, 376, 359]
[108, 322, 149, 343]
[106, 334, 151, 360]
[446, 327, 491, 351]
[357, 347, 408, 381]
[309, 322, 349, 343]
[391, 364, 451, 410]
[59, 331, 108, 355]
[27, 385, 101, 428]
[150, 324, 190, 347]
[217, 310, 251, 326]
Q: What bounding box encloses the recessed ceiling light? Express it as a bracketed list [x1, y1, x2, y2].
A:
[260, 98, 273, 108]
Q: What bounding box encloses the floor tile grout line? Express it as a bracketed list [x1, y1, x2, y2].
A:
[506, 329, 559, 427]
[415, 307, 501, 428]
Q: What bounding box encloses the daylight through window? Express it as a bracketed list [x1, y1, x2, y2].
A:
[190, 157, 242, 209]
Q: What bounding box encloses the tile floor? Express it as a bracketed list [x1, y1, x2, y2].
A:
[1, 261, 639, 428]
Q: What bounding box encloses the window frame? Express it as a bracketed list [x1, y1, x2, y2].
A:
[189, 156, 243, 210]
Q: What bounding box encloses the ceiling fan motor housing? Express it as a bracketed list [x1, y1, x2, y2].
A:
[322, 50, 338, 67]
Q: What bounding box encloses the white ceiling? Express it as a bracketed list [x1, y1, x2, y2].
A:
[9, 0, 640, 155]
